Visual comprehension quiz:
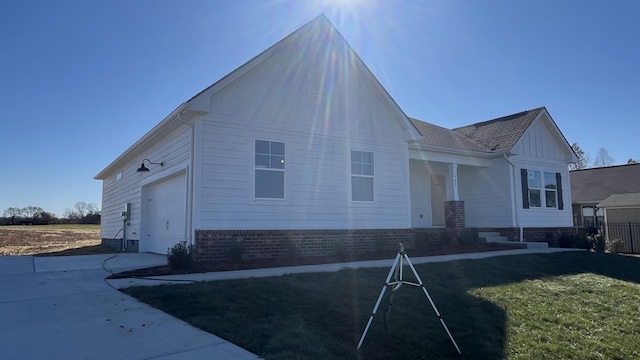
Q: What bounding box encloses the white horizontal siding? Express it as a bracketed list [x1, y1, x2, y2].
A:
[100, 124, 192, 240]
[197, 118, 409, 229]
[459, 161, 512, 227]
[193, 32, 412, 231]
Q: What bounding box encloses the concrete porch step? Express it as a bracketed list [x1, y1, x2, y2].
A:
[478, 232, 509, 243]
[489, 240, 549, 249]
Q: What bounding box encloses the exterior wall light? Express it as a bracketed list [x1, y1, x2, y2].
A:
[136, 159, 164, 172]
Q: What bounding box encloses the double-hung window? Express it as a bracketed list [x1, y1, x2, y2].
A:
[527, 170, 542, 207]
[255, 140, 285, 199]
[543, 172, 557, 208]
[521, 169, 563, 210]
[351, 150, 374, 202]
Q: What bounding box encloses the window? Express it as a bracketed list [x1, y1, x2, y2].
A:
[351, 150, 374, 201]
[527, 170, 542, 208]
[521, 169, 564, 210]
[544, 172, 557, 208]
[255, 140, 285, 199]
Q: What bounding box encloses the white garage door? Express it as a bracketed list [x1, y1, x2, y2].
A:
[141, 172, 187, 254]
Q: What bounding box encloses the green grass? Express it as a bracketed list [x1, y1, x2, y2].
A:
[123, 252, 640, 359]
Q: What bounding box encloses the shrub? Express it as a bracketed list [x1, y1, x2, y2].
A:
[594, 234, 606, 253]
[167, 241, 193, 270]
[606, 238, 625, 253]
[228, 239, 245, 263]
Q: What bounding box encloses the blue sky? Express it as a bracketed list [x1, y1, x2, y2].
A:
[1, 0, 638, 217]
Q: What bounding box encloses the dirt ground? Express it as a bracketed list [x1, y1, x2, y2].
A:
[0, 225, 110, 256]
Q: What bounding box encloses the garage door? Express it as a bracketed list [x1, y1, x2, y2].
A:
[141, 172, 187, 254]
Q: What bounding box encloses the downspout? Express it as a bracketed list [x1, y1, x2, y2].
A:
[503, 154, 523, 242]
[177, 110, 195, 249]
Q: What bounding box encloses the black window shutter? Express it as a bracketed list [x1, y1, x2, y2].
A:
[556, 172, 564, 210]
[521, 168, 529, 209]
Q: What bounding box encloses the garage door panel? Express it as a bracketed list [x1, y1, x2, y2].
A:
[141, 172, 187, 254]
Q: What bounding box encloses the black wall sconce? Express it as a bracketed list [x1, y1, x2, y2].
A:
[136, 159, 164, 172]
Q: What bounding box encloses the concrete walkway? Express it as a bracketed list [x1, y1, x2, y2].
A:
[0, 253, 262, 360]
[108, 247, 584, 288]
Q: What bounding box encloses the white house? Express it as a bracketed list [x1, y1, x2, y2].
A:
[95, 15, 577, 260]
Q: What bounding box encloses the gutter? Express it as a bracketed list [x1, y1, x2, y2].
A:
[94, 103, 190, 180]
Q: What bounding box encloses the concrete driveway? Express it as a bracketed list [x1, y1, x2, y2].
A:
[0, 253, 261, 360]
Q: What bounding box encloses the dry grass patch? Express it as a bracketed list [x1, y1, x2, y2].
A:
[0, 225, 110, 255]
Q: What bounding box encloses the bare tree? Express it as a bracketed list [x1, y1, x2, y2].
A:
[63, 208, 79, 220]
[3, 207, 23, 218]
[74, 202, 88, 218]
[22, 206, 44, 219]
[593, 148, 614, 167]
[569, 143, 591, 170]
[86, 203, 100, 215]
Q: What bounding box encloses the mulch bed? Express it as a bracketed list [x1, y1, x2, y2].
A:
[108, 242, 526, 279]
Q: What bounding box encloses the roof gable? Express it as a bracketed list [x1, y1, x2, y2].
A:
[187, 14, 422, 140]
[571, 163, 640, 204]
[95, 14, 422, 180]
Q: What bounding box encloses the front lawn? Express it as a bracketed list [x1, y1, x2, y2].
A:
[123, 252, 640, 359]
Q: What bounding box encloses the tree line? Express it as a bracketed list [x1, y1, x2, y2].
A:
[1, 202, 100, 225]
[570, 143, 638, 171]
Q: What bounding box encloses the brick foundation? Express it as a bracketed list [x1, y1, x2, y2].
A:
[190, 226, 577, 264]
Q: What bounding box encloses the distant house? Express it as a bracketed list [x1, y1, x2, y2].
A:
[94, 15, 577, 260]
[570, 164, 640, 228]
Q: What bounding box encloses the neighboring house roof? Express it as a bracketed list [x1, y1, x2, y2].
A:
[452, 107, 543, 152]
[570, 164, 640, 205]
[597, 193, 640, 208]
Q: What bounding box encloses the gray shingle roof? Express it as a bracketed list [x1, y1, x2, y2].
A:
[570, 164, 640, 204]
[597, 193, 640, 208]
[452, 107, 544, 152]
[409, 119, 487, 151]
[410, 107, 545, 153]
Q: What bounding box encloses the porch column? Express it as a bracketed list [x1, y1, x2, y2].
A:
[445, 164, 465, 229]
[448, 163, 459, 201]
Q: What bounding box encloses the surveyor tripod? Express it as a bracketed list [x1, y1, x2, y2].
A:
[356, 244, 461, 356]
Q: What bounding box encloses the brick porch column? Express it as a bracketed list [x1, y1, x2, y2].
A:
[445, 201, 465, 229]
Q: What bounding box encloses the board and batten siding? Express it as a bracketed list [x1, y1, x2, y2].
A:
[193, 34, 412, 230]
[511, 114, 568, 162]
[100, 124, 192, 241]
[510, 116, 573, 227]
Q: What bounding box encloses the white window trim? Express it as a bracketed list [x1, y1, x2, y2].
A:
[253, 139, 286, 200]
[527, 170, 558, 209]
[350, 149, 375, 203]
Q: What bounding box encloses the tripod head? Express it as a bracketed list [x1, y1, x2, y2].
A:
[398, 243, 405, 255]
